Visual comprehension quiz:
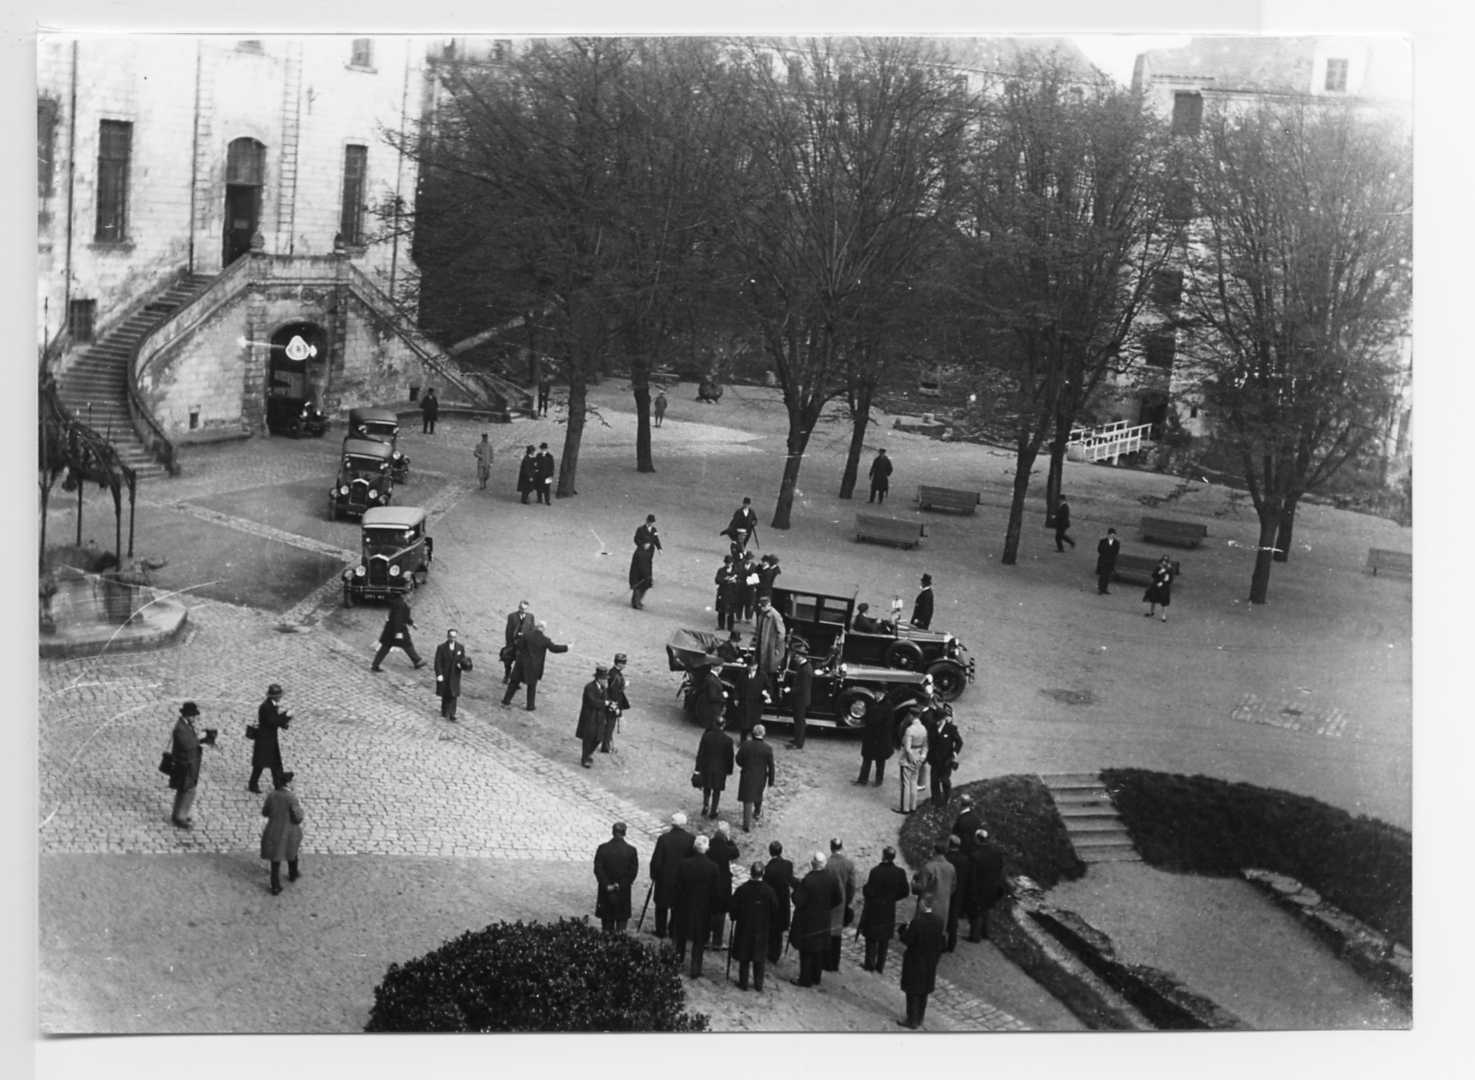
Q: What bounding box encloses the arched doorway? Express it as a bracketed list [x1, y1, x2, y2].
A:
[223, 137, 266, 266]
[266, 322, 329, 435]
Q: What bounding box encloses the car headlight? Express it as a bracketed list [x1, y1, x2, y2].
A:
[339, 485, 349, 496]
[389, 565, 401, 576]
[392, 452, 403, 461]
[368, 488, 379, 500]
[837, 664, 847, 678]
[354, 565, 366, 577]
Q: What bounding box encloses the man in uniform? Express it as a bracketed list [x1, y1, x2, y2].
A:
[433, 628, 471, 721]
[735, 724, 775, 832]
[501, 618, 569, 711]
[371, 592, 425, 672]
[593, 822, 638, 932]
[602, 653, 630, 753]
[649, 811, 695, 939]
[785, 645, 813, 750]
[576, 665, 613, 768]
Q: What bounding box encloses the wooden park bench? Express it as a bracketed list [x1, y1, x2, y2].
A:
[915, 484, 981, 515]
[1106, 553, 1182, 588]
[855, 513, 926, 550]
[1365, 547, 1412, 577]
[1140, 515, 1209, 548]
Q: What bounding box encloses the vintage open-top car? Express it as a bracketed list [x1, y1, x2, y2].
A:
[769, 584, 975, 701]
[330, 437, 395, 519]
[665, 627, 933, 734]
[348, 406, 410, 483]
[342, 505, 433, 605]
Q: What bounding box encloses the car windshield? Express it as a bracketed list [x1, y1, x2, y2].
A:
[363, 528, 415, 555]
[361, 423, 397, 438]
[344, 455, 388, 474]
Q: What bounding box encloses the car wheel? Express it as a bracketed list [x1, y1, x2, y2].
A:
[884, 639, 925, 671]
[834, 690, 873, 729]
[926, 660, 967, 702]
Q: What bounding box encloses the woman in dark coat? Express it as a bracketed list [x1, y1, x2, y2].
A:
[898, 898, 947, 1028]
[1144, 555, 1175, 622]
[260, 775, 305, 895]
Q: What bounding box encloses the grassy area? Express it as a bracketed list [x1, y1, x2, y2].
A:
[898, 774, 1086, 888]
[1101, 768, 1411, 947]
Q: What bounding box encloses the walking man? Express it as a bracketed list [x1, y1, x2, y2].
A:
[762, 841, 796, 965]
[634, 514, 662, 552]
[537, 374, 552, 416]
[433, 628, 471, 721]
[1054, 495, 1076, 552]
[248, 682, 291, 793]
[1096, 526, 1121, 594]
[516, 445, 538, 504]
[629, 541, 655, 610]
[859, 847, 911, 974]
[653, 391, 668, 427]
[501, 619, 569, 711]
[473, 433, 494, 490]
[534, 442, 555, 504]
[786, 645, 813, 750]
[867, 448, 893, 504]
[168, 701, 212, 829]
[824, 838, 857, 973]
[911, 573, 935, 630]
[594, 821, 639, 932]
[371, 591, 425, 671]
[693, 658, 728, 731]
[898, 894, 946, 1029]
[420, 387, 439, 434]
[576, 665, 613, 768]
[721, 497, 759, 553]
[695, 718, 735, 820]
[895, 710, 928, 814]
[734, 724, 775, 832]
[502, 600, 534, 683]
[730, 862, 779, 991]
[602, 653, 630, 753]
[649, 812, 695, 939]
[855, 696, 895, 786]
[671, 835, 720, 978]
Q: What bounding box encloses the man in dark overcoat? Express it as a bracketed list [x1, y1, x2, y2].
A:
[927, 711, 963, 808]
[634, 514, 662, 552]
[911, 573, 935, 629]
[503, 600, 534, 682]
[734, 724, 775, 832]
[951, 793, 984, 854]
[721, 497, 758, 552]
[714, 556, 737, 630]
[534, 442, 555, 504]
[729, 862, 780, 991]
[516, 445, 538, 504]
[788, 852, 842, 988]
[593, 821, 639, 932]
[737, 551, 760, 621]
[695, 719, 735, 820]
[629, 541, 655, 610]
[867, 448, 893, 504]
[898, 895, 947, 1029]
[762, 841, 796, 965]
[965, 828, 1008, 942]
[785, 646, 813, 751]
[420, 387, 438, 434]
[501, 619, 568, 711]
[733, 660, 765, 743]
[706, 820, 740, 949]
[943, 834, 972, 952]
[855, 696, 895, 786]
[649, 812, 695, 939]
[671, 835, 721, 978]
[859, 846, 911, 974]
[433, 629, 470, 722]
[601, 653, 630, 754]
[1053, 495, 1075, 552]
[576, 666, 612, 768]
[371, 592, 425, 671]
[248, 682, 291, 793]
[692, 660, 727, 730]
[1095, 526, 1121, 594]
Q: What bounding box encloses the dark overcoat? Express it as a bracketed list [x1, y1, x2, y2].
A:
[379, 594, 414, 645]
[576, 680, 611, 741]
[434, 640, 469, 699]
[788, 658, 812, 719]
[693, 668, 727, 729]
[762, 856, 796, 932]
[505, 608, 534, 648]
[535, 451, 556, 485]
[788, 870, 841, 953]
[729, 879, 779, 964]
[911, 587, 934, 630]
[965, 842, 1007, 918]
[708, 833, 740, 907]
[630, 546, 654, 590]
[859, 862, 911, 941]
[606, 667, 630, 712]
[695, 727, 735, 790]
[252, 697, 288, 770]
[168, 716, 202, 791]
[899, 909, 946, 995]
[671, 852, 721, 941]
[927, 720, 963, 769]
[1096, 535, 1121, 576]
[516, 454, 538, 494]
[951, 808, 984, 853]
[733, 670, 765, 736]
[734, 738, 774, 803]
[861, 698, 896, 761]
[516, 629, 567, 683]
[650, 826, 695, 906]
[259, 787, 304, 861]
[594, 835, 639, 921]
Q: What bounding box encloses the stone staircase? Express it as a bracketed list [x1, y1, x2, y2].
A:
[53, 274, 216, 479]
[1040, 772, 1142, 864]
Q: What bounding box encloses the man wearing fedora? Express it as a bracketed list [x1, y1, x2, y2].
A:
[735, 724, 775, 833]
[248, 683, 292, 794]
[168, 701, 216, 829]
[577, 665, 613, 768]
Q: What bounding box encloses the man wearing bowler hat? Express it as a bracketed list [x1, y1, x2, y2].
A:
[577, 664, 614, 768]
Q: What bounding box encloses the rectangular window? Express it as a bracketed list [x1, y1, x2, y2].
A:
[37, 97, 59, 196]
[94, 120, 132, 243]
[1151, 269, 1184, 308]
[1165, 179, 1194, 222]
[1324, 58, 1349, 93]
[1145, 331, 1176, 370]
[69, 298, 97, 344]
[237, 40, 264, 54]
[1171, 92, 1203, 136]
[350, 38, 373, 69]
[339, 144, 368, 245]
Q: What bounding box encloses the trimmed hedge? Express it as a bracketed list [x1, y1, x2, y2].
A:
[365, 918, 709, 1032]
[1101, 769, 1411, 947]
[898, 774, 1086, 887]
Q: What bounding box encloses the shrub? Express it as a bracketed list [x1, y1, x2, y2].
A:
[1102, 769, 1411, 947]
[898, 774, 1086, 887]
[365, 918, 709, 1032]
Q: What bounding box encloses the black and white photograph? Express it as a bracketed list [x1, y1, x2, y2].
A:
[16, 0, 1462, 1075]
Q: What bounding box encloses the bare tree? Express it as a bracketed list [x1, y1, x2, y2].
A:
[1182, 99, 1411, 603]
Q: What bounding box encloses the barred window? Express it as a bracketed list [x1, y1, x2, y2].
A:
[94, 120, 132, 243]
[340, 144, 368, 245]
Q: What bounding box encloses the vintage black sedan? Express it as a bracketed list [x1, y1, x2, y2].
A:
[770, 585, 975, 701]
[342, 505, 433, 605]
[348, 407, 410, 484]
[329, 437, 395, 520]
[666, 627, 932, 733]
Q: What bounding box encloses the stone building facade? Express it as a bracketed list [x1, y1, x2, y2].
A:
[37, 34, 468, 439]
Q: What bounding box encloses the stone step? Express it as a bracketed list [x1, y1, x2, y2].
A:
[1080, 847, 1142, 863]
[1049, 793, 1112, 809]
[1062, 822, 1129, 836]
[1056, 804, 1121, 818]
[1039, 772, 1104, 787]
[1070, 831, 1134, 847]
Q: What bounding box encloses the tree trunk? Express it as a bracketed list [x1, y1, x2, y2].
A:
[557, 376, 587, 498]
[1000, 445, 1040, 566]
[771, 422, 814, 530]
[1249, 511, 1279, 604]
[1043, 418, 1070, 526]
[838, 386, 873, 500]
[633, 381, 653, 473]
[1272, 495, 1299, 564]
